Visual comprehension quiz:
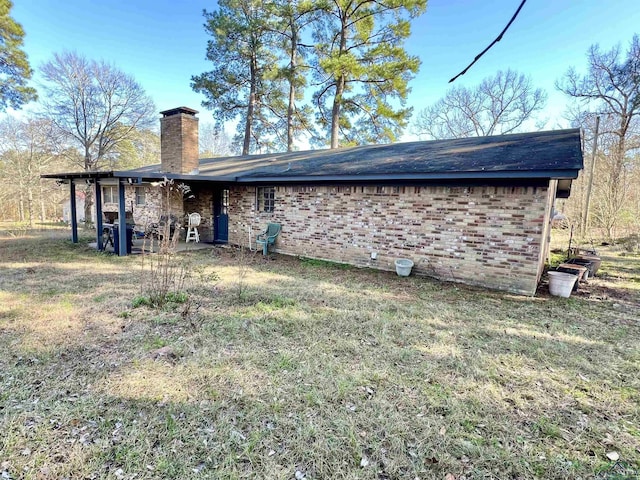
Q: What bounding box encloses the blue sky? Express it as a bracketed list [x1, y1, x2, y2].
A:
[11, 0, 640, 139]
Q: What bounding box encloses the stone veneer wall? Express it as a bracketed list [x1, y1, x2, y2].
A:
[227, 184, 552, 295]
[101, 183, 211, 237]
[102, 185, 165, 229]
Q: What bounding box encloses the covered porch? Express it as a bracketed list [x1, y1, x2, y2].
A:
[87, 235, 216, 255]
[43, 171, 233, 256]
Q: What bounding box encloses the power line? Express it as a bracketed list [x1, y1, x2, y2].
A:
[449, 0, 527, 83]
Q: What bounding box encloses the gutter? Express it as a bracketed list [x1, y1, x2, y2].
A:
[41, 169, 580, 184]
[236, 169, 581, 184]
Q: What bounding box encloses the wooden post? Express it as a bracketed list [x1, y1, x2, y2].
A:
[69, 180, 78, 243]
[118, 181, 127, 256]
[95, 181, 104, 250]
[582, 116, 600, 237]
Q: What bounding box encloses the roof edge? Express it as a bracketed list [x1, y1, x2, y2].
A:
[41, 168, 581, 183]
[235, 169, 581, 184]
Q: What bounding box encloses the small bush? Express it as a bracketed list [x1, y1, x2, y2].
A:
[165, 291, 188, 304]
[620, 234, 640, 253]
[133, 291, 188, 309]
[232, 244, 253, 302]
[138, 178, 203, 309]
[132, 295, 153, 308]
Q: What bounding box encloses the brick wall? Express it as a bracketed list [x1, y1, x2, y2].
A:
[184, 185, 214, 243]
[227, 184, 551, 295]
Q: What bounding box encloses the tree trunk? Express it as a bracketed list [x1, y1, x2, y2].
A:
[84, 185, 94, 226]
[26, 157, 34, 227]
[38, 179, 47, 222]
[287, 83, 295, 152]
[581, 116, 599, 237]
[84, 147, 93, 224]
[330, 74, 345, 149]
[330, 18, 348, 149]
[17, 176, 25, 221]
[18, 192, 24, 222]
[27, 185, 34, 228]
[287, 21, 297, 152]
[243, 54, 258, 156]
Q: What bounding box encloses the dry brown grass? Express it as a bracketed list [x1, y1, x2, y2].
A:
[0, 227, 639, 479]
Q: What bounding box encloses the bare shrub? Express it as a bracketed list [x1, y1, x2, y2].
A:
[233, 244, 253, 302]
[139, 178, 193, 308]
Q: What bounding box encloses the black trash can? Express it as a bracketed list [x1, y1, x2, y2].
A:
[113, 225, 134, 254]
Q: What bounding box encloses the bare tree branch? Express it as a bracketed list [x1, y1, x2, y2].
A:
[414, 69, 546, 139]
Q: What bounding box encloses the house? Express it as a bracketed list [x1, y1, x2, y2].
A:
[61, 191, 101, 224]
[43, 107, 584, 295]
[61, 191, 86, 224]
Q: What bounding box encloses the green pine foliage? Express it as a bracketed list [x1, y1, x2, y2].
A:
[192, 0, 427, 151]
[0, 0, 37, 111]
[267, 0, 319, 151]
[112, 128, 160, 170]
[311, 0, 426, 148]
[191, 0, 284, 155]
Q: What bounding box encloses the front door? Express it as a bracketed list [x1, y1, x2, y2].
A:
[213, 188, 229, 243]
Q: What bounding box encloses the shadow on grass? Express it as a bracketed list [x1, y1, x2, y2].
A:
[1, 236, 639, 479]
[3, 296, 637, 479]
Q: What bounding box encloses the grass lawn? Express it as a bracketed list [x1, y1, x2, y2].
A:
[1, 226, 639, 479]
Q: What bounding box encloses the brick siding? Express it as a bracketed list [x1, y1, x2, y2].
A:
[227, 184, 551, 295]
[184, 185, 215, 243]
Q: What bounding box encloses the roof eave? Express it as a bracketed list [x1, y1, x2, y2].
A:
[236, 169, 581, 184]
[40, 171, 115, 180]
[41, 170, 237, 183]
[41, 169, 581, 184]
[112, 171, 237, 183]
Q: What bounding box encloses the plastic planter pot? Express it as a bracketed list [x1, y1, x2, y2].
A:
[548, 271, 578, 298]
[395, 259, 414, 277]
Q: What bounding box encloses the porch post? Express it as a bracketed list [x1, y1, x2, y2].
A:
[117, 180, 127, 256]
[95, 181, 104, 250]
[69, 180, 78, 243]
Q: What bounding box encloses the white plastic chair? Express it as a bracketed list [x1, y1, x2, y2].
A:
[186, 213, 201, 243]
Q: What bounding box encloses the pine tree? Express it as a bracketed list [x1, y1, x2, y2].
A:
[312, 0, 426, 148]
[268, 0, 318, 151]
[192, 0, 284, 155]
[0, 0, 37, 111]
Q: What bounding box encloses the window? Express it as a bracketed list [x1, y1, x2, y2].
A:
[221, 189, 229, 215]
[102, 186, 117, 204]
[257, 186, 275, 213]
[135, 187, 146, 206]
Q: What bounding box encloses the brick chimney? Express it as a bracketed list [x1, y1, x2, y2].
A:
[160, 107, 199, 174]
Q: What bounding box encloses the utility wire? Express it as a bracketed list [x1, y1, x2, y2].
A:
[449, 0, 527, 83]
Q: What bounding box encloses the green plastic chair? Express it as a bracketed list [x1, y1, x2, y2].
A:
[256, 223, 281, 255]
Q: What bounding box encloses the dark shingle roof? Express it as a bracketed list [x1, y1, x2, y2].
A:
[43, 129, 583, 183]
